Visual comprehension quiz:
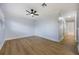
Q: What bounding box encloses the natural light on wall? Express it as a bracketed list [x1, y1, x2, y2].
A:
[9, 21, 34, 34]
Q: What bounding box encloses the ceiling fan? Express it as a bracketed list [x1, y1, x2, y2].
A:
[26, 9, 39, 17]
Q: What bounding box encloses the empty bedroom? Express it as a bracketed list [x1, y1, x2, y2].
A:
[0, 3, 78, 55]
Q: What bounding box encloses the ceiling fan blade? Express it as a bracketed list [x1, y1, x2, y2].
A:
[34, 11, 37, 13]
[34, 14, 39, 16]
[26, 10, 30, 13]
[26, 13, 30, 15]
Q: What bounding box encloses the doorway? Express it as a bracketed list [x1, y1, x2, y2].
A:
[63, 18, 76, 53]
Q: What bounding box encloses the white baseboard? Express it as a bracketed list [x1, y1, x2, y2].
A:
[6, 35, 34, 40]
[5, 35, 61, 42]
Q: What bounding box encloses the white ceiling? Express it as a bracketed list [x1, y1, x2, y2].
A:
[0, 3, 77, 20]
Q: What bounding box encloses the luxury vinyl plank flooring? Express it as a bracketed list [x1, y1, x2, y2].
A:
[0, 36, 75, 55]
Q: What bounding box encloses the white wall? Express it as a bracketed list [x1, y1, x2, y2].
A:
[5, 14, 59, 42]
[5, 17, 34, 40]
[5, 15, 59, 42]
[35, 18, 59, 42]
[0, 9, 5, 49]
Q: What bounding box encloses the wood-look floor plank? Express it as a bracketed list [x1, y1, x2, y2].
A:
[0, 41, 7, 55]
[0, 36, 75, 55]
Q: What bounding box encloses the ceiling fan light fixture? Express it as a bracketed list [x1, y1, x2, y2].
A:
[31, 14, 34, 17]
[31, 14, 33, 16]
